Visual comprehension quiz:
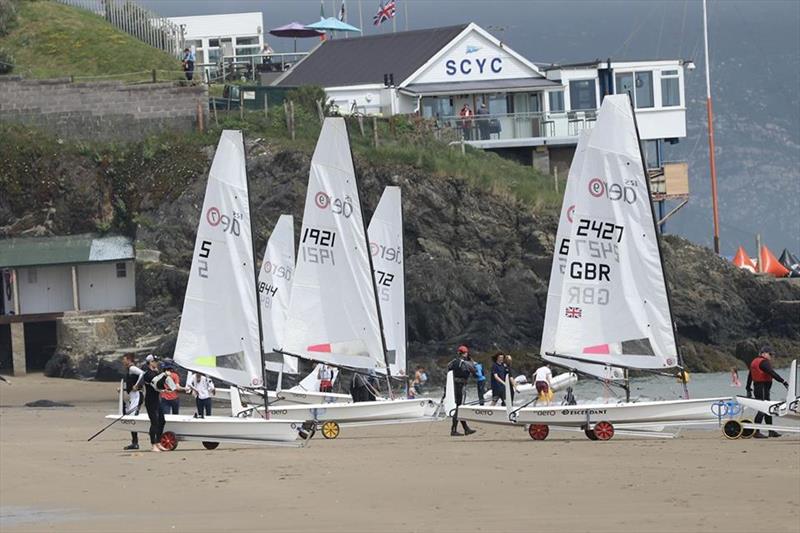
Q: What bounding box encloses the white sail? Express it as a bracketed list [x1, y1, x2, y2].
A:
[547, 94, 678, 371]
[174, 130, 263, 388]
[282, 117, 387, 369]
[290, 363, 341, 393]
[542, 130, 625, 381]
[259, 214, 298, 374]
[368, 186, 406, 377]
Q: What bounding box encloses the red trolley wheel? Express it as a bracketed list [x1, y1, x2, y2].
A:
[160, 431, 178, 451]
[528, 424, 550, 441]
[202, 441, 220, 450]
[593, 421, 615, 441]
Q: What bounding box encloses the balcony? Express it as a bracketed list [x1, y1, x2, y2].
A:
[436, 110, 597, 147]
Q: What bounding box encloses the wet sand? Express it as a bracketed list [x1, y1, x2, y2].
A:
[1, 374, 798, 532]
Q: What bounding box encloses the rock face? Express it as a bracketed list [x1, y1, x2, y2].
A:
[4, 138, 800, 378]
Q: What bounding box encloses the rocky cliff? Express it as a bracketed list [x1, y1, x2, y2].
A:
[2, 132, 798, 379]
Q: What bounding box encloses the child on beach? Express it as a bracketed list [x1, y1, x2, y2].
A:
[188, 372, 215, 418]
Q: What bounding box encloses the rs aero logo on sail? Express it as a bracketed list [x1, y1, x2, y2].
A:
[587, 178, 638, 204]
[206, 206, 242, 236]
[315, 191, 354, 218]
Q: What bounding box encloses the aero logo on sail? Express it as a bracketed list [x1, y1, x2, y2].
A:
[587, 178, 637, 204]
[206, 206, 242, 236]
[370, 242, 402, 263]
[314, 191, 354, 218]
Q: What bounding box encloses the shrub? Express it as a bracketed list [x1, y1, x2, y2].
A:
[0, 0, 18, 38]
[0, 49, 14, 74]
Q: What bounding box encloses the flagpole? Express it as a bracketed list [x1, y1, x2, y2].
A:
[404, 0, 408, 31]
[392, 2, 396, 33]
[358, 0, 363, 33]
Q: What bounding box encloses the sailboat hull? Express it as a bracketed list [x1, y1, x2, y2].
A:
[107, 414, 305, 445]
[511, 397, 731, 426]
[216, 387, 352, 405]
[735, 395, 800, 420]
[259, 398, 439, 424]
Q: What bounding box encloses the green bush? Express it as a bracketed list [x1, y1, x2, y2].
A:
[0, 48, 14, 74]
[0, 0, 18, 37]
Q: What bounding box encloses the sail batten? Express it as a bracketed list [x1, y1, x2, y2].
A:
[174, 131, 263, 388]
[542, 95, 678, 374]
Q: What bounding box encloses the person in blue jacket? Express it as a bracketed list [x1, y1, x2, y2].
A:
[473, 358, 487, 406]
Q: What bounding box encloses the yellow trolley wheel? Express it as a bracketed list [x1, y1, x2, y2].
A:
[723, 420, 743, 440]
[321, 421, 340, 439]
[739, 419, 755, 439]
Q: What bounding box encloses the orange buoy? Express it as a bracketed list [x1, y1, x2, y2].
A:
[732, 246, 756, 273]
[760, 245, 791, 277]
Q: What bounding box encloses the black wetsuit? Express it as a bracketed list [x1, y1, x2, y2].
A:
[125, 365, 144, 446]
[142, 369, 166, 445]
[746, 359, 787, 426]
[447, 357, 475, 433]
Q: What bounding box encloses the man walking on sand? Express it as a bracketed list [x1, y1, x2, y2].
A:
[447, 345, 476, 436]
[122, 353, 144, 450]
[746, 345, 789, 438]
[533, 363, 553, 405]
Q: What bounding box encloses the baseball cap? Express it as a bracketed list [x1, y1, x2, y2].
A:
[760, 345, 775, 355]
[145, 354, 158, 363]
[457, 345, 469, 354]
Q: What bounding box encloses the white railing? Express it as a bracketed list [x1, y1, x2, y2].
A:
[436, 110, 598, 142]
[56, 0, 184, 58]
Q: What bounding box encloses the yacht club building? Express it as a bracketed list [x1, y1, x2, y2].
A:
[274, 22, 693, 180]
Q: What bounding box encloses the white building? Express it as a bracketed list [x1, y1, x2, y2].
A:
[168, 12, 265, 66]
[274, 23, 693, 176]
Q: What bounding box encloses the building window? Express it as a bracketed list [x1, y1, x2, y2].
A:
[548, 90, 564, 112]
[569, 79, 597, 111]
[661, 69, 680, 107]
[27, 268, 37, 284]
[116, 262, 127, 279]
[488, 93, 508, 115]
[615, 72, 634, 99]
[635, 71, 654, 108]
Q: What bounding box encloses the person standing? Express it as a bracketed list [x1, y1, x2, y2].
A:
[505, 355, 518, 404]
[533, 363, 554, 405]
[142, 355, 169, 452]
[318, 364, 334, 393]
[490, 353, 507, 406]
[459, 104, 474, 140]
[447, 345, 476, 436]
[182, 47, 195, 81]
[121, 353, 144, 450]
[159, 360, 181, 415]
[746, 346, 789, 438]
[474, 358, 487, 406]
[188, 372, 215, 418]
[476, 102, 490, 140]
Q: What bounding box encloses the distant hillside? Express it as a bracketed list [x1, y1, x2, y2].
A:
[0, 0, 180, 78]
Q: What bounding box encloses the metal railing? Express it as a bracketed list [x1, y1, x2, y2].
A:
[56, 0, 184, 57]
[435, 109, 598, 142]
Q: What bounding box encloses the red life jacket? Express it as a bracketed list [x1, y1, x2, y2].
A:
[749, 356, 772, 383]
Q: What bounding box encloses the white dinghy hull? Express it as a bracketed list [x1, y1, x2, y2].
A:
[215, 387, 352, 405]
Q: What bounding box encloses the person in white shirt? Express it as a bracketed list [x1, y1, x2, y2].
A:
[317, 364, 334, 393]
[533, 364, 553, 404]
[188, 372, 215, 418]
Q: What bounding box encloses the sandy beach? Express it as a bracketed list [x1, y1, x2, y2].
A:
[1, 375, 798, 533]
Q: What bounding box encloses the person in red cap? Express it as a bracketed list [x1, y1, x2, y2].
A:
[447, 345, 476, 436]
[746, 345, 789, 438]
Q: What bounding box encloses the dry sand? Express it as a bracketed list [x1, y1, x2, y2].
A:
[1, 374, 798, 533]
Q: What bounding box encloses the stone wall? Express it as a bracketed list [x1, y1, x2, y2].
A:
[0, 76, 207, 141]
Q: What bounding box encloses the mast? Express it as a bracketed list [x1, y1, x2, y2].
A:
[345, 120, 395, 398]
[243, 133, 271, 418]
[703, 0, 721, 254]
[628, 96, 690, 399]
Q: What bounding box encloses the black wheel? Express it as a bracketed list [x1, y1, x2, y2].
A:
[321, 421, 340, 439]
[202, 441, 220, 450]
[739, 419, 755, 439]
[585, 427, 599, 440]
[723, 420, 743, 440]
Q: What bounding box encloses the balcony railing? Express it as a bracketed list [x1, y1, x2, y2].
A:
[436, 109, 598, 143]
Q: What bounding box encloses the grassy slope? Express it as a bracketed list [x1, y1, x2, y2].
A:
[0, 0, 180, 78]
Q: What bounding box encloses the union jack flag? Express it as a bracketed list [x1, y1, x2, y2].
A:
[373, 0, 396, 26]
[565, 306, 582, 318]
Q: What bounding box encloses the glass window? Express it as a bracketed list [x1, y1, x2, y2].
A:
[661, 70, 680, 107]
[235, 46, 261, 58]
[615, 72, 634, 99]
[548, 90, 564, 112]
[488, 93, 508, 115]
[421, 97, 452, 118]
[236, 36, 259, 46]
[116, 262, 127, 278]
[529, 93, 542, 113]
[209, 39, 220, 47]
[635, 71, 654, 108]
[569, 80, 596, 111]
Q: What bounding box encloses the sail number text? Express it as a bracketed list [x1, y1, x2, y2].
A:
[576, 219, 624, 242]
[198, 240, 211, 278]
[375, 270, 395, 301]
[301, 227, 336, 265]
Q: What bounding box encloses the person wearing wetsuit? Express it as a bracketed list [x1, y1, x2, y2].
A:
[447, 345, 476, 437]
[746, 345, 789, 438]
[122, 353, 144, 450]
[142, 355, 168, 452]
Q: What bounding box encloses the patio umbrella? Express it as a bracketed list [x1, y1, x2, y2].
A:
[305, 17, 362, 34]
[269, 22, 324, 52]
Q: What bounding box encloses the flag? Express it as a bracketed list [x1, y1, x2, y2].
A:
[373, 0, 396, 26]
[338, 0, 346, 22]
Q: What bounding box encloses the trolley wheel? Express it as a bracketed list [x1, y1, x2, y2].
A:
[528, 424, 549, 441]
[159, 431, 178, 451]
[202, 441, 220, 450]
[321, 421, 340, 440]
[723, 420, 743, 440]
[584, 427, 598, 440]
[593, 421, 615, 441]
[739, 419, 755, 439]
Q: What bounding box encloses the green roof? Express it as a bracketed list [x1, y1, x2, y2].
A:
[0, 234, 135, 268]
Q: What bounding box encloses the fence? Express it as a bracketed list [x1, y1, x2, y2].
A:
[56, 0, 184, 58]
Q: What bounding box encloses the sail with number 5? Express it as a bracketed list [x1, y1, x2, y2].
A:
[259, 214, 299, 374]
[174, 131, 263, 388]
[543, 94, 679, 373]
[282, 118, 387, 369]
[368, 186, 406, 377]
